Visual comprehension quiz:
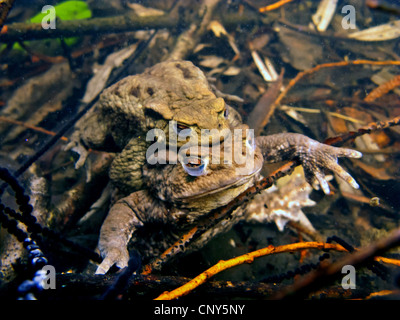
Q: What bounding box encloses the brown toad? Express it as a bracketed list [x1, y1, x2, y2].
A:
[65, 60, 361, 274]
[66, 60, 235, 194]
[95, 120, 362, 274]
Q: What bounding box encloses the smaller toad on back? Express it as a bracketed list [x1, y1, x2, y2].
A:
[66, 60, 233, 193]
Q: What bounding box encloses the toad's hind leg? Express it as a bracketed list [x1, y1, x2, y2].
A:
[95, 190, 166, 274]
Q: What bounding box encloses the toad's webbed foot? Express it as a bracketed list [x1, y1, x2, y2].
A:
[298, 142, 362, 194]
[64, 139, 90, 169]
[256, 133, 362, 194]
[95, 247, 129, 275]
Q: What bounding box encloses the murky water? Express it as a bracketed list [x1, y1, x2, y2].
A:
[0, 0, 400, 300]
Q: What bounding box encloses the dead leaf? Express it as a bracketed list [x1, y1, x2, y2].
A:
[310, 0, 338, 32]
[127, 3, 165, 17]
[246, 71, 284, 135]
[222, 66, 241, 76]
[208, 20, 228, 37]
[198, 55, 225, 68]
[276, 25, 323, 70]
[354, 160, 393, 180]
[251, 50, 279, 82]
[82, 44, 137, 103]
[348, 20, 400, 41]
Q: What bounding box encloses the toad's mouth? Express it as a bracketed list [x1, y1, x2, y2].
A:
[174, 168, 261, 201]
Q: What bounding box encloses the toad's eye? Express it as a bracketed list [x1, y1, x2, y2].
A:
[223, 107, 229, 119]
[181, 156, 208, 177]
[173, 122, 191, 135]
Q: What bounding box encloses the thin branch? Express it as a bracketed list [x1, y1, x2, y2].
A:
[364, 74, 400, 102]
[0, 116, 68, 141]
[34, 273, 282, 299]
[272, 227, 400, 299]
[154, 242, 348, 300]
[259, 0, 295, 12]
[0, 13, 177, 42]
[0, 11, 258, 43]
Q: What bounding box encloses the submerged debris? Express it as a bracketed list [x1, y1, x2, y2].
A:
[348, 20, 400, 41]
[310, 0, 338, 32]
[246, 171, 316, 232]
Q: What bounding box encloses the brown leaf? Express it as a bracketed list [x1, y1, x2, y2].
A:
[246, 71, 284, 135]
[354, 160, 393, 180]
[341, 107, 391, 148]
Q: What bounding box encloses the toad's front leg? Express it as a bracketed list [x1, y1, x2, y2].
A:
[256, 133, 362, 194]
[95, 190, 166, 274]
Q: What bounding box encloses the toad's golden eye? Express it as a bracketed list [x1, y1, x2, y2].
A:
[177, 124, 189, 131]
[173, 122, 191, 135]
[223, 107, 229, 119]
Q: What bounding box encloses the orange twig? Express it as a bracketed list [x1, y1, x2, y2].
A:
[154, 242, 348, 300]
[0, 116, 68, 141]
[141, 226, 199, 275]
[364, 290, 400, 299]
[273, 227, 400, 299]
[375, 256, 400, 267]
[364, 74, 400, 102]
[259, 0, 295, 12]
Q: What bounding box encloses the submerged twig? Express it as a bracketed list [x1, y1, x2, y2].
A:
[364, 74, 400, 102]
[0, 13, 177, 42]
[167, 0, 221, 61]
[246, 71, 283, 135]
[324, 115, 400, 147]
[154, 242, 348, 300]
[39, 271, 383, 299]
[0, 116, 68, 141]
[272, 227, 400, 299]
[0, 11, 257, 43]
[100, 251, 141, 300]
[259, 0, 295, 12]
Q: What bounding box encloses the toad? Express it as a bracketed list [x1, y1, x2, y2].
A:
[66, 60, 361, 274]
[66, 60, 236, 194]
[94, 117, 361, 274]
